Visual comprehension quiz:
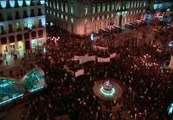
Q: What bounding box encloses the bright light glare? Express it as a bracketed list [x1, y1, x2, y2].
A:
[100, 86, 115, 96]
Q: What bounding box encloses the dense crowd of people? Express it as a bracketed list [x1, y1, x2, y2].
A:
[0, 20, 172, 120]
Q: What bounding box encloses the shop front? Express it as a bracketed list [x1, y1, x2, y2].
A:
[17, 41, 24, 56]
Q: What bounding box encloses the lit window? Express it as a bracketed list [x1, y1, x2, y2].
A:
[131, 1, 133, 8]
[111, 14, 113, 18]
[1, 1, 6, 8]
[49, 1, 52, 8]
[143, 2, 146, 7]
[126, 2, 130, 9]
[65, 3, 68, 13]
[28, 20, 32, 28]
[107, 3, 110, 12]
[16, 22, 20, 29]
[41, 0, 45, 5]
[26, 1, 31, 6]
[53, 2, 56, 9]
[84, 5, 88, 15]
[92, 17, 94, 22]
[97, 4, 101, 13]
[61, 2, 64, 11]
[57, 2, 59, 10]
[71, 18, 74, 23]
[134, 1, 136, 7]
[102, 3, 105, 12]
[97, 17, 99, 21]
[92, 4, 95, 14]
[65, 16, 68, 21]
[107, 15, 109, 19]
[9, 1, 15, 8]
[84, 19, 87, 24]
[61, 14, 63, 19]
[117, 12, 120, 16]
[140, 2, 143, 7]
[137, 1, 140, 7]
[111, 3, 114, 11]
[71, 4, 74, 14]
[102, 16, 104, 20]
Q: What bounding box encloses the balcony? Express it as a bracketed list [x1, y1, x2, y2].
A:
[14, 0, 19, 8]
[7, 16, 13, 21]
[16, 28, 22, 32]
[0, 30, 6, 35]
[23, 0, 27, 7]
[8, 29, 14, 33]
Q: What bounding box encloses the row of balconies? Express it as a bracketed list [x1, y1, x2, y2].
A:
[0, 25, 45, 35]
[0, 28, 45, 45]
[0, 9, 43, 22]
[0, 0, 43, 10]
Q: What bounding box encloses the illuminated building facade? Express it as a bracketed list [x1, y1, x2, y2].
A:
[151, 0, 173, 11]
[46, 0, 148, 35]
[0, 0, 46, 56]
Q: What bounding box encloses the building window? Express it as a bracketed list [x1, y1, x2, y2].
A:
[84, 19, 87, 24]
[24, 33, 29, 39]
[111, 14, 113, 18]
[0, 25, 4, 34]
[102, 3, 105, 12]
[92, 4, 95, 14]
[38, 30, 43, 37]
[97, 3, 101, 13]
[61, 2, 64, 11]
[57, 1, 59, 10]
[102, 16, 104, 20]
[134, 1, 136, 7]
[131, 1, 133, 8]
[71, 4, 74, 14]
[9, 36, 15, 43]
[65, 3, 68, 13]
[137, 1, 140, 7]
[97, 17, 99, 21]
[53, 1, 56, 9]
[15, 11, 20, 19]
[30, 9, 35, 17]
[71, 18, 74, 23]
[84, 5, 88, 16]
[38, 8, 42, 16]
[16, 22, 21, 31]
[31, 31, 36, 38]
[7, 12, 13, 20]
[107, 3, 110, 12]
[1, 37, 7, 45]
[61, 14, 63, 19]
[57, 13, 59, 18]
[17, 34, 22, 41]
[111, 3, 114, 11]
[143, 1, 146, 7]
[92, 17, 94, 22]
[0, 13, 4, 21]
[107, 15, 109, 19]
[65, 16, 68, 21]
[23, 10, 28, 18]
[38, 19, 42, 27]
[126, 2, 130, 9]
[8, 24, 13, 33]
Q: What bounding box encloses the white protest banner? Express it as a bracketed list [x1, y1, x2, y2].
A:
[75, 69, 84, 77]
